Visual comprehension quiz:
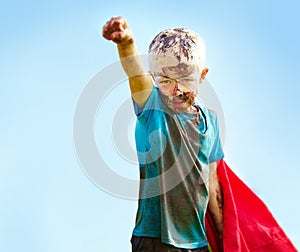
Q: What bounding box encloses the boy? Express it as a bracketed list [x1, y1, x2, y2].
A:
[103, 16, 224, 252]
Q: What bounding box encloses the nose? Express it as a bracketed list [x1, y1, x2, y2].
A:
[171, 83, 183, 96]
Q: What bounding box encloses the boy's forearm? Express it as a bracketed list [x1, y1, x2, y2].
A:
[117, 40, 153, 106]
[117, 40, 136, 58]
[102, 16, 153, 105]
[117, 41, 146, 78]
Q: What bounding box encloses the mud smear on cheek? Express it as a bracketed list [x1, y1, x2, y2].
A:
[180, 92, 195, 105]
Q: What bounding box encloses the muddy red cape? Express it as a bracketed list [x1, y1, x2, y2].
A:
[205, 159, 297, 252]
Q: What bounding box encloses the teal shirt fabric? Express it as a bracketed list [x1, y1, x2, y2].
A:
[132, 87, 224, 249]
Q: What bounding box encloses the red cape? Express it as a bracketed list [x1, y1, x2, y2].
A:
[205, 159, 297, 252]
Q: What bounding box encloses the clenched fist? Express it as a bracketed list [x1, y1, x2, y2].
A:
[102, 16, 134, 45]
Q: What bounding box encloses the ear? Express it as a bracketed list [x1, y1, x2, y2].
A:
[200, 67, 209, 80]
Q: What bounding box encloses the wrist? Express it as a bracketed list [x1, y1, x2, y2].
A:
[117, 37, 134, 49]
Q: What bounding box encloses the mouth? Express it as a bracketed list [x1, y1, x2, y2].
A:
[171, 99, 185, 107]
[159, 90, 195, 111]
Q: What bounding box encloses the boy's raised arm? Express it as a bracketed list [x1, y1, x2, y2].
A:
[102, 16, 153, 106]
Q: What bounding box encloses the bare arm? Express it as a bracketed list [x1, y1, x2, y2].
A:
[208, 161, 224, 251]
[102, 16, 153, 106]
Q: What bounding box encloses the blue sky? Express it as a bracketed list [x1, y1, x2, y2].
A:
[1, 0, 299, 251]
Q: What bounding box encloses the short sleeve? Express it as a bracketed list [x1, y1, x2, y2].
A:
[208, 111, 224, 163]
[132, 86, 164, 119]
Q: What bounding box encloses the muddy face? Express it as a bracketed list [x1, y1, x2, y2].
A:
[159, 90, 196, 113]
[153, 63, 201, 93]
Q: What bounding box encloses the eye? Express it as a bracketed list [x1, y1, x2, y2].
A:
[181, 78, 195, 84]
[159, 78, 175, 85]
[161, 79, 171, 84]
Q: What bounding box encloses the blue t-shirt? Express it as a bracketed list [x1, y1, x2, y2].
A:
[132, 86, 224, 249]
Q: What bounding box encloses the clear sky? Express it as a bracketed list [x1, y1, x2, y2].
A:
[1, 0, 299, 251]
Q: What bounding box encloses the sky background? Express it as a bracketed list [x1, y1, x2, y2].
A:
[1, 0, 300, 251]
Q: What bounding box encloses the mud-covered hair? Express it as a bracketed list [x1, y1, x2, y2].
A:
[148, 27, 206, 72]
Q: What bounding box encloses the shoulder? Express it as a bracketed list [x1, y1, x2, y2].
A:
[204, 108, 220, 132]
[198, 106, 217, 122]
[207, 109, 218, 123]
[133, 86, 163, 117]
[207, 108, 217, 117]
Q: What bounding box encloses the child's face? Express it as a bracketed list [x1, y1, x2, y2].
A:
[153, 64, 201, 113]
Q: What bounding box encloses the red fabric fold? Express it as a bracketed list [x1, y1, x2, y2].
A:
[205, 159, 297, 252]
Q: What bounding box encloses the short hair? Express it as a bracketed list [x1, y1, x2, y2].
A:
[148, 28, 206, 73]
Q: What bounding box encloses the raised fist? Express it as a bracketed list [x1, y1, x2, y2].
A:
[102, 16, 134, 45]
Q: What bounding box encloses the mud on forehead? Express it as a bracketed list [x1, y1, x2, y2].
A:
[160, 63, 200, 79]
